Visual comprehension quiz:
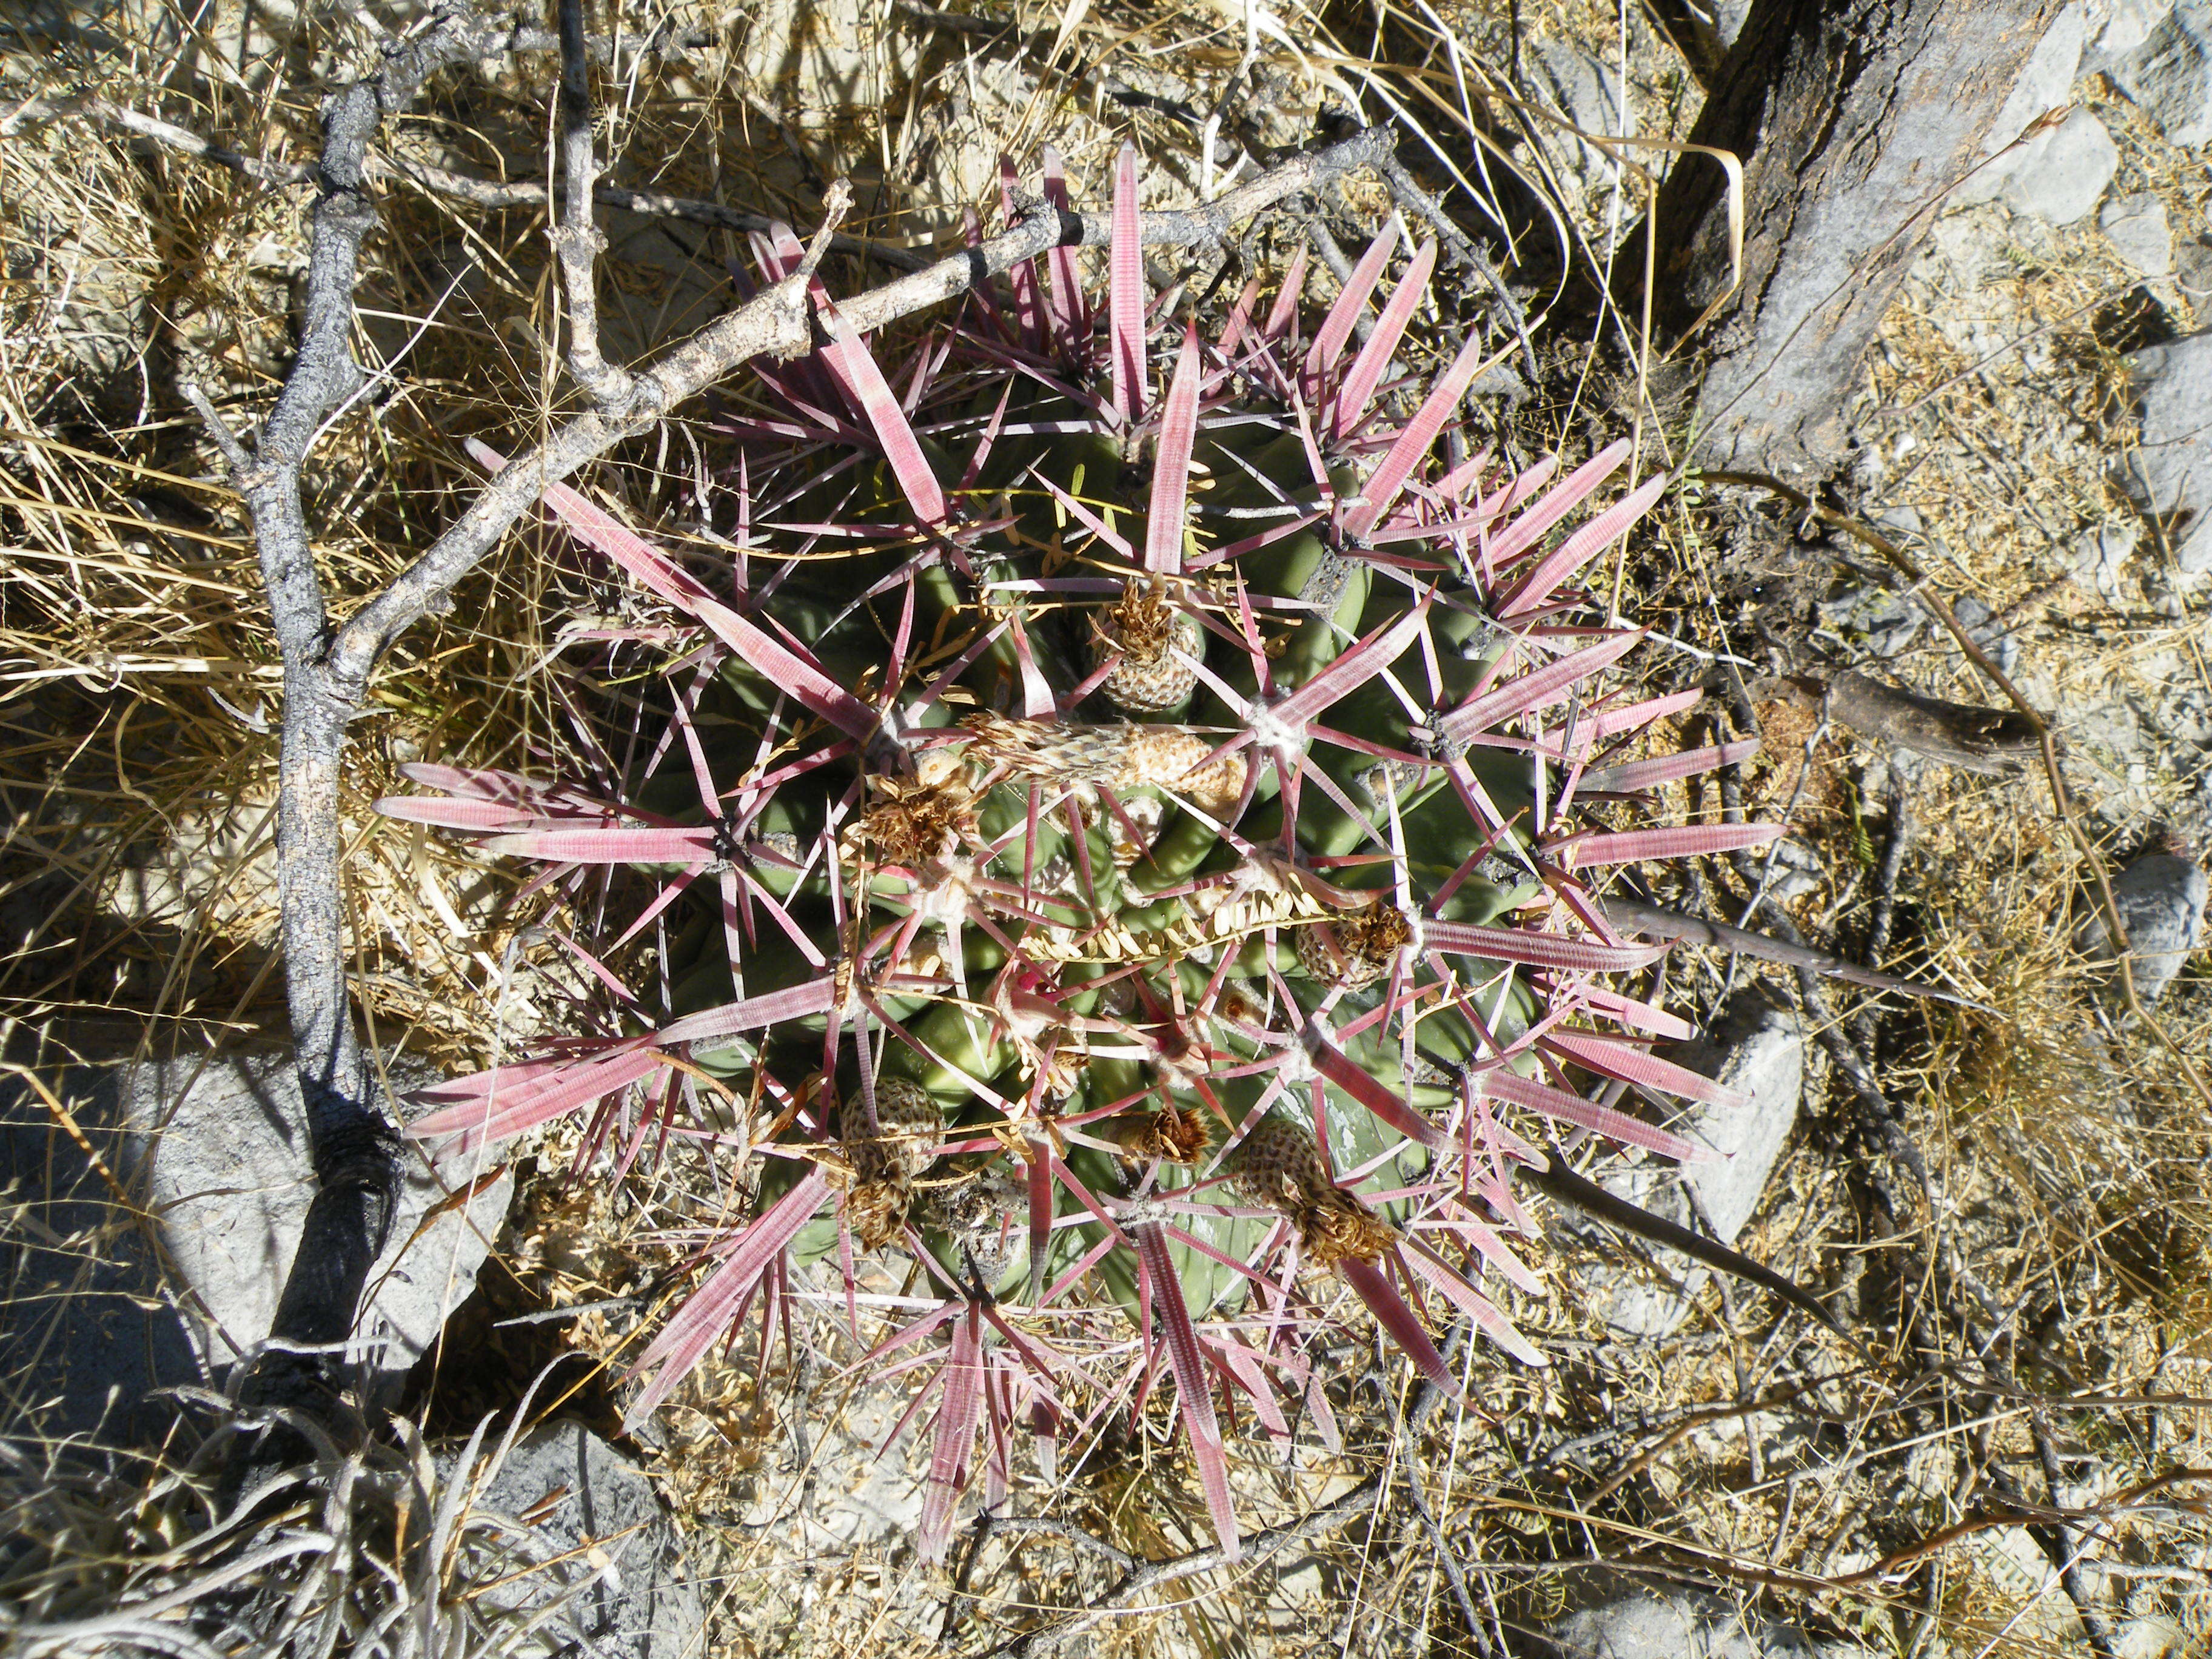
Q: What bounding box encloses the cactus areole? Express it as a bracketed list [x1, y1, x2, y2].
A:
[386, 144, 1778, 1563]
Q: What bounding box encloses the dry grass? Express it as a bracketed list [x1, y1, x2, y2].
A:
[4, 0, 2212, 1655]
[0, 1395, 666, 1657]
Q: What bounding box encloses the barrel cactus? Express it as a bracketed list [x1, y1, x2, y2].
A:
[385, 142, 1778, 1562]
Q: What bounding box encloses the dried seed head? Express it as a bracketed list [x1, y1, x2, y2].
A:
[1223, 1114, 1326, 1213]
[1295, 894, 1414, 988]
[1091, 587, 1204, 714]
[1224, 1115, 1398, 1265]
[963, 712, 1122, 784]
[1300, 1199, 1403, 1265]
[874, 1076, 946, 1167]
[1118, 728, 1246, 815]
[843, 1182, 909, 1253]
[840, 1078, 945, 1250]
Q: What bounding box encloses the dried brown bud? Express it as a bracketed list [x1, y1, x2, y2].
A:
[853, 778, 973, 870]
[1093, 1102, 1213, 1164]
[1295, 894, 1414, 988]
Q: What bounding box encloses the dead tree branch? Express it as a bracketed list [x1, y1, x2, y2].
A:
[1598, 891, 1982, 1007]
[2, 90, 923, 266]
[330, 118, 1396, 677]
[551, 0, 632, 407]
[178, 2, 526, 1439]
[1785, 671, 2039, 777]
[1653, 0, 2062, 475]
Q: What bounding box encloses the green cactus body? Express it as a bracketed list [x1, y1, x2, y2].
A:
[392, 143, 1777, 1564]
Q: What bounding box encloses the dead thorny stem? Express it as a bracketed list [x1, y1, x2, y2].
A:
[0, 89, 928, 263]
[1700, 469, 2212, 1117]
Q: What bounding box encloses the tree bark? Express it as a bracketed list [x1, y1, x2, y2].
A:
[1654, 0, 2063, 478]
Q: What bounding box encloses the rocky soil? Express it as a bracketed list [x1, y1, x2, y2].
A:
[3, 1, 2212, 1656]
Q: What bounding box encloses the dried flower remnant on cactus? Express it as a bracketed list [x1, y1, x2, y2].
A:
[386, 139, 1783, 1564]
[961, 712, 1249, 817]
[1094, 1101, 1214, 1164]
[1296, 893, 1415, 988]
[1226, 1115, 1399, 1266]
[852, 777, 974, 871]
[1091, 580, 1205, 713]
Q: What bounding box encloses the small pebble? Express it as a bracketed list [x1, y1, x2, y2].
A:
[1951, 595, 2022, 675]
[2076, 848, 2208, 1004]
[2099, 192, 2174, 276]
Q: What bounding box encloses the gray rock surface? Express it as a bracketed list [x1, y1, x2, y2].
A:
[2102, 192, 2176, 274]
[789, 1384, 929, 1544]
[2177, 215, 2212, 306]
[1532, 1574, 1869, 1659]
[444, 1421, 703, 1659]
[0, 1034, 509, 1444]
[1710, 0, 1752, 49]
[1754, 838, 1823, 904]
[2076, 848, 2208, 1000]
[1661, 991, 1806, 1247]
[1989, 106, 2120, 224]
[2108, 0, 2212, 146]
[1952, 596, 2023, 675]
[2054, 634, 2212, 831]
[2121, 329, 2212, 574]
[2073, 520, 2142, 597]
[2114, 1614, 2189, 1659]
[1953, 7, 2109, 223]
[1817, 580, 1925, 659]
[1869, 503, 1924, 540]
[1527, 39, 1624, 190]
[133, 1050, 510, 1382]
[2085, 0, 2180, 76]
[1573, 990, 1806, 1340]
[1962, 2, 2087, 201]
